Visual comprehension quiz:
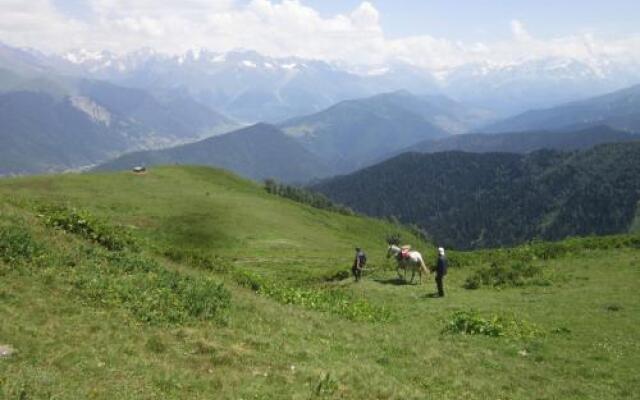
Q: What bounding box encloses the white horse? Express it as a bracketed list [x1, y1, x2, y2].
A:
[386, 245, 430, 284]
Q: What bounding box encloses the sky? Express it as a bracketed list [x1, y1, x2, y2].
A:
[2, 0, 640, 69]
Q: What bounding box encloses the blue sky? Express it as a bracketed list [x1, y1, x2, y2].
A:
[301, 0, 640, 40]
[49, 0, 640, 41]
[3, 1, 640, 69]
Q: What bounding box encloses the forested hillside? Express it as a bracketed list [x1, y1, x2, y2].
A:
[392, 125, 639, 157]
[313, 142, 640, 249]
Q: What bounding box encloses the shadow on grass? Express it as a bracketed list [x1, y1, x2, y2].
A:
[374, 277, 414, 286]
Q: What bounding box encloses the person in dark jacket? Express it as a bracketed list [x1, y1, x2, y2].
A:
[435, 247, 447, 297]
[352, 247, 367, 282]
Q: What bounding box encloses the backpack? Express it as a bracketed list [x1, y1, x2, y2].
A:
[358, 251, 367, 265]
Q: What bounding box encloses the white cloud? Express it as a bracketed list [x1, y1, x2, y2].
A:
[0, 0, 639, 70]
[510, 19, 531, 42]
[0, 0, 86, 49]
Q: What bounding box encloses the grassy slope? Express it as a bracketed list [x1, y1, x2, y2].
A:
[0, 166, 639, 399]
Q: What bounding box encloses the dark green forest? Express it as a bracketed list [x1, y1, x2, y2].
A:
[313, 142, 640, 249]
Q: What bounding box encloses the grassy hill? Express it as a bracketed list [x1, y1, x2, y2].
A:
[0, 166, 639, 399]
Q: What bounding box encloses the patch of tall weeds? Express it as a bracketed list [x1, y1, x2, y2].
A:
[233, 270, 391, 323]
[37, 205, 136, 251]
[464, 262, 550, 289]
[0, 225, 41, 264]
[73, 255, 231, 324]
[443, 310, 544, 339]
[449, 233, 640, 269]
[13, 204, 234, 325]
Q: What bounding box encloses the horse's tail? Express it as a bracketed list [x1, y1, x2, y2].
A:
[419, 257, 429, 276]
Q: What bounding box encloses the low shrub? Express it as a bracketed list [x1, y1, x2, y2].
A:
[0, 225, 41, 264]
[233, 269, 390, 323]
[449, 233, 640, 268]
[73, 250, 231, 325]
[464, 262, 549, 289]
[38, 205, 135, 251]
[463, 274, 481, 290]
[161, 248, 232, 273]
[145, 335, 167, 354]
[324, 270, 351, 282]
[262, 284, 391, 323]
[232, 269, 264, 291]
[313, 373, 339, 398]
[443, 310, 543, 339]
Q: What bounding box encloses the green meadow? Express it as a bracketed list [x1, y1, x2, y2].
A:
[0, 166, 638, 399]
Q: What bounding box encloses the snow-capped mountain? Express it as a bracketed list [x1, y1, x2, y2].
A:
[442, 57, 640, 115]
[5, 40, 640, 123]
[48, 47, 640, 121]
[47, 48, 442, 122]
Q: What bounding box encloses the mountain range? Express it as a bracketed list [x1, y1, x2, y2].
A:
[49, 48, 440, 123]
[0, 44, 238, 176]
[97, 86, 640, 182]
[32, 44, 640, 121]
[484, 83, 640, 133]
[3, 40, 640, 183]
[95, 90, 496, 181]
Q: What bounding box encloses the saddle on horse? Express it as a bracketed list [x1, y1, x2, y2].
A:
[399, 245, 412, 260]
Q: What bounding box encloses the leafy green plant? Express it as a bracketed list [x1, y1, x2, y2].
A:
[145, 335, 167, 354]
[443, 310, 543, 339]
[0, 225, 41, 264]
[233, 269, 391, 323]
[463, 274, 481, 290]
[73, 250, 231, 325]
[3, 204, 235, 325]
[313, 373, 339, 398]
[38, 205, 136, 251]
[324, 270, 351, 282]
[450, 233, 640, 269]
[161, 248, 232, 273]
[464, 261, 548, 289]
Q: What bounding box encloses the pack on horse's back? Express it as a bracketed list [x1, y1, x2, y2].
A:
[400, 245, 411, 260]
